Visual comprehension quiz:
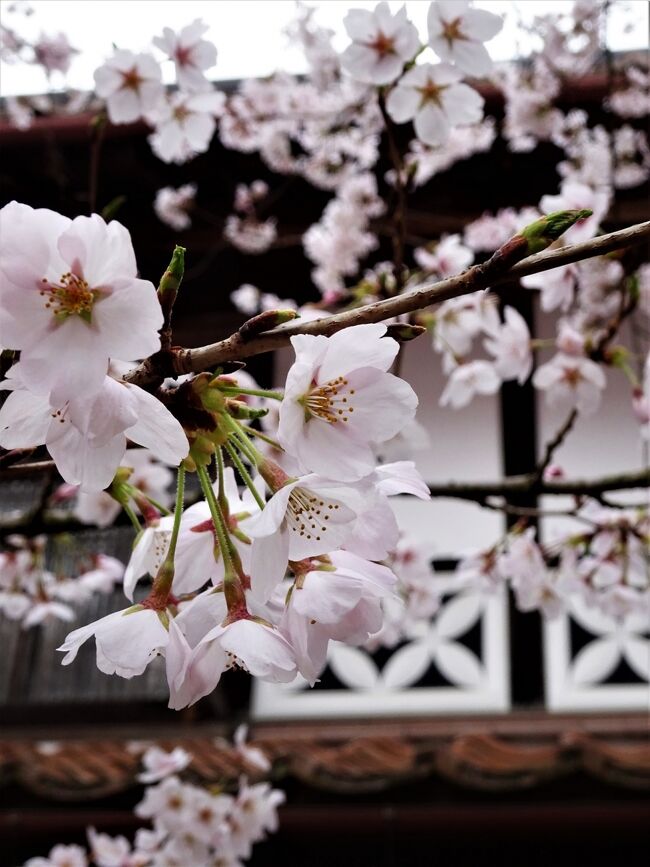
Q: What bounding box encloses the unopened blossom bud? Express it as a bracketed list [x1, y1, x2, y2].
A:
[632, 386, 650, 424]
[519, 209, 593, 254]
[158, 245, 185, 304]
[225, 399, 268, 420]
[543, 464, 565, 481]
[385, 323, 426, 342]
[238, 309, 299, 342]
[158, 246, 185, 348]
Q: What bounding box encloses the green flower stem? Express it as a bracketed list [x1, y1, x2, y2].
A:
[215, 446, 226, 508]
[151, 465, 185, 598]
[197, 464, 234, 578]
[123, 502, 143, 533]
[218, 386, 284, 401]
[225, 416, 266, 466]
[246, 426, 284, 451]
[225, 440, 266, 510]
[167, 465, 186, 562]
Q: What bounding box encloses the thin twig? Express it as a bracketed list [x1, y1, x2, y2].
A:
[124, 220, 650, 387]
[533, 409, 578, 483]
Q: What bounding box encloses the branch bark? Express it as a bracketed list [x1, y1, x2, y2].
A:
[124, 220, 650, 387]
[426, 467, 650, 501]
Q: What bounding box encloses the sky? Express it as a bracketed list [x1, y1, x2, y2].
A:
[0, 0, 648, 97]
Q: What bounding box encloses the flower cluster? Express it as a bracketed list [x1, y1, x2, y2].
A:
[50, 323, 427, 706]
[0, 203, 189, 490]
[458, 502, 650, 619]
[0, 534, 123, 628]
[23, 741, 283, 867]
[224, 180, 278, 255]
[365, 536, 442, 651]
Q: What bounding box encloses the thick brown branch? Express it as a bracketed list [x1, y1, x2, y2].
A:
[426, 468, 650, 501]
[124, 220, 650, 387]
[2, 460, 647, 504]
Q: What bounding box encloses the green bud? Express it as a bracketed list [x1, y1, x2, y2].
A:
[158, 245, 185, 301]
[519, 209, 593, 254]
[226, 399, 269, 420]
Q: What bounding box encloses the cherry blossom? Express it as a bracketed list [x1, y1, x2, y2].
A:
[0, 204, 164, 403]
[153, 19, 217, 92]
[278, 324, 418, 481]
[33, 32, 78, 76]
[224, 215, 278, 254]
[123, 517, 174, 601]
[232, 724, 272, 773]
[0, 370, 188, 491]
[148, 90, 225, 164]
[24, 844, 88, 867]
[58, 605, 170, 678]
[414, 233, 473, 278]
[183, 616, 297, 693]
[86, 828, 132, 867]
[246, 472, 360, 601]
[533, 353, 606, 415]
[94, 50, 163, 124]
[483, 306, 533, 384]
[521, 263, 577, 312]
[138, 746, 192, 783]
[440, 359, 500, 408]
[154, 183, 197, 230]
[386, 62, 484, 147]
[341, 2, 420, 86]
[427, 0, 503, 76]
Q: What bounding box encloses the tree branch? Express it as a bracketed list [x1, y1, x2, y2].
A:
[426, 467, 650, 501]
[124, 220, 650, 387]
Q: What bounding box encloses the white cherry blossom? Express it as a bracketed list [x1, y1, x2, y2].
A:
[386, 62, 484, 147]
[138, 746, 192, 784]
[440, 360, 500, 408]
[278, 324, 418, 481]
[153, 19, 217, 92]
[483, 306, 532, 383]
[148, 90, 225, 164]
[154, 183, 197, 230]
[0, 370, 188, 492]
[58, 605, 169, 678]
[427, 0, 503, 76]
[94, 50, 163, 124]
[246, 474, 360, 601]
[533, 353, 606, 415]
[0, 203, 163, 403]
[414, 233, 473, 278]
[341, 2, 420, 85]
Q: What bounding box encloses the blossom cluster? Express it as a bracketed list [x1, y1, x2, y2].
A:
[0, 534, 123, 628]
[23, 739, 283, 867]
[53, 323, 430, 705]
[458, 502, 650, 620]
